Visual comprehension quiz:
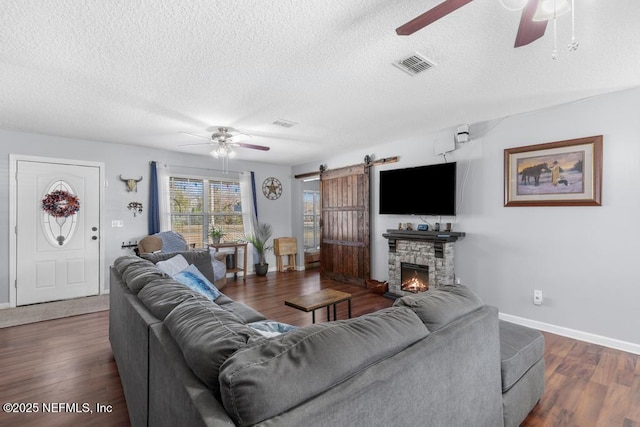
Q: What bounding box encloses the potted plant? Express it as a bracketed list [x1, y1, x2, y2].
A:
[243, 222, 273, 276]
[209, 226, 224, 245]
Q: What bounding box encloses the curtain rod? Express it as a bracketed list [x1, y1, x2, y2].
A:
[152, 161, 245, 175]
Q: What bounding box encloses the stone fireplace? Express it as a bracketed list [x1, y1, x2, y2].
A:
[382, 229, 465, 298]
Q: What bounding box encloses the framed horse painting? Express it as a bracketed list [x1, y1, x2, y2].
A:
[504, 135, 603, 207]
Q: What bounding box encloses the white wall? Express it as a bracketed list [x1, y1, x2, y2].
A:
[292, 86, 640, 351]
[0, 131, 292, 305]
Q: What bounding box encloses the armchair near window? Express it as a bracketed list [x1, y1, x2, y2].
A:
[137, 231, 188, 255]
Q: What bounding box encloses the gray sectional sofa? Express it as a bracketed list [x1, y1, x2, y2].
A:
[109, 253, 544, 426]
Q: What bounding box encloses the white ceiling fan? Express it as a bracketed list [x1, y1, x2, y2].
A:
[179, 127, 270, 159]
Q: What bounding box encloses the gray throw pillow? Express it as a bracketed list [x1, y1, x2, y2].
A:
[393, 284, 483, 331]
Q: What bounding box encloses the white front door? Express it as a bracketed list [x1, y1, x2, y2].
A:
[16, 160, 101, 306]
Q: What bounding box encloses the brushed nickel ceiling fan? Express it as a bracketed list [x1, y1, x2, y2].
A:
[396, 0, 573, 49]
[179, 127, 270, 158]
[180, 126, 270, 172]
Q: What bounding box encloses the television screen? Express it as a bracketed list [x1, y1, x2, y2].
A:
[379, 162, 456, 216]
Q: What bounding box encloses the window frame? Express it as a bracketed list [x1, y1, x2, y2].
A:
[303, 189, 321, 250]
[168, 174, 243, 248]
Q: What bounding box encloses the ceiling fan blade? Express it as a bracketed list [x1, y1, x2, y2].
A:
[235, 142, 270, 151]
[514, 0, 548, 47]
[179, 131, 211, 141]
[396, 0, 474, 36]
[178, 142, 214, 147]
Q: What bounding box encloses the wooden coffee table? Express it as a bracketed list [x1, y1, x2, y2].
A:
[284, 289, 352, 323]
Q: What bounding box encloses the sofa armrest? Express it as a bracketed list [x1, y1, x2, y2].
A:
[109, 268, 161, 427]
[149, 323, 235, 427]
[261, 305, 503, 427]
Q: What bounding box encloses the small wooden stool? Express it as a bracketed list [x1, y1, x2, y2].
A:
[274, 237, 297, 272]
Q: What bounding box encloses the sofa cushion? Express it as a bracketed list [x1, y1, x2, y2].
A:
[218, 306, 429, 426]
[214, 294, 234, 306]
[218, 302, 267, 324]
[164, 299, 263, 401]
[137, 278, 209, 320]
[499, 320, 545, 393]
[173, 264, 222, 300]
[393, 285, 483, 331]
[113, 255, 155, 276]
[121, 264, 167, 294]
[142, 250, 216, 285]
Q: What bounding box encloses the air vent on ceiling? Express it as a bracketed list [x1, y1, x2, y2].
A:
[393, 53, 436, 76]
[272, 119, 298, 128]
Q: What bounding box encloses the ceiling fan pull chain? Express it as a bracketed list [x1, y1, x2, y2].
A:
[568, 0, 579, 51]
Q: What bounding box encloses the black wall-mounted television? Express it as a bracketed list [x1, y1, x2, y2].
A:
[379, 162, 456, 216]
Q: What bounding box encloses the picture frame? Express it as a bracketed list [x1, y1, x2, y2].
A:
[504, 135, 603, 207]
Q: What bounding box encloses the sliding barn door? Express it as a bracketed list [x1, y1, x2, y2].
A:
[320, 164, 370, 286]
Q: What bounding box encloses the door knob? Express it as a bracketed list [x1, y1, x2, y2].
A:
[92, 236, 98, 240]
[92, 226, 98, 231]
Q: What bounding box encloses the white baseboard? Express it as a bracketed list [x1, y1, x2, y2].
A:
[0, 302, 10, 310]
[499, 313, 640, 356]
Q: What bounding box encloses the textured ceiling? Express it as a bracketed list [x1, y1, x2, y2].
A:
[1, 0, 639, 166]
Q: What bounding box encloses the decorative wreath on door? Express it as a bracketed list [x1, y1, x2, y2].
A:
[42, 190, 81, 218]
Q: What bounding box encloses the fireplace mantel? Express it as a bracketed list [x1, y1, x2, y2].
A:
[382, 230, 465, 253]
[383, 229, 465, 242]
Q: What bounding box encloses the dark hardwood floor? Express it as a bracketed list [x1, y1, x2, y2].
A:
[0, 269, 638, 426]
[0, 311, 129, 426]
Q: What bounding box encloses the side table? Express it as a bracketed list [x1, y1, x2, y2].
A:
[209, 242, 248, 281]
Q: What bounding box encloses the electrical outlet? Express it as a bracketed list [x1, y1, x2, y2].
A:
[533, 290, 543, 305]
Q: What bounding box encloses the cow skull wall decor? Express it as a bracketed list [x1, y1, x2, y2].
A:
[119, 175, 143, 192]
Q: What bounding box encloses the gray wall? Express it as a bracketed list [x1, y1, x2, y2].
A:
[4, 87, 639, 350]
[1, 131, 292, 305]
[292, 86, 640, 351]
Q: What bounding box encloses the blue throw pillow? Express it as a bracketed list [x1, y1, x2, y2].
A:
[248, 320, 297, 337]
[174, 264, 221, 300]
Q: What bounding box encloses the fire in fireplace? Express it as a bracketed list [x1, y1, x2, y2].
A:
[401, 262, 429, 293]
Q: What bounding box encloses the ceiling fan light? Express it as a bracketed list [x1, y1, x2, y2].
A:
[498, 0, 528, 11]
[210, 149, 220, 158]
[228, 149, 237, 158]
[532, 0, 571, 21]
